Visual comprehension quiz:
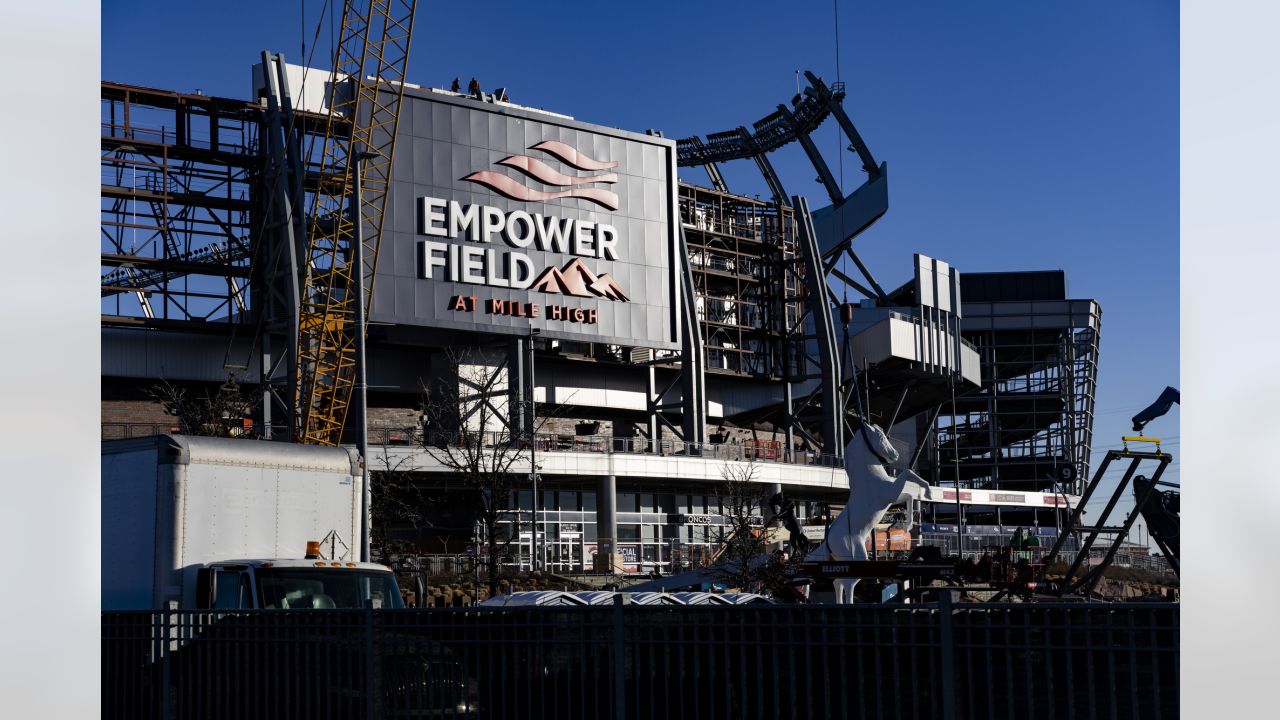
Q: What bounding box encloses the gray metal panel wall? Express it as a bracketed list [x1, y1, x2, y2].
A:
[101, 328, 259, 383]
[374, 89, 680, 350]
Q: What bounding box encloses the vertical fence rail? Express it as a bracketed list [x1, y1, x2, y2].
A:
[102, 604, 1177, 720]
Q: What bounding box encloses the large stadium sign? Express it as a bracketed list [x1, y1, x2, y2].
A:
[372, 89, 680, 349]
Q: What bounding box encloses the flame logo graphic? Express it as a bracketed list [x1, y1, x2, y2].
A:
[463, 140, 621, 210]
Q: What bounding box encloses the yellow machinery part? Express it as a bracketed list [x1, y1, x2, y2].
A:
[294, 0, 418, 446]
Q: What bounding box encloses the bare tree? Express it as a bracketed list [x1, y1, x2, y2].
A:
[148, 374, 260, 438]
[369, 451, 436, 564]
[417, 346, 538, 598]
[710, 462, 772, 592]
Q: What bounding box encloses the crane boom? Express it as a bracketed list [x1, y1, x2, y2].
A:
[1131, 386, 1179, 434]
[295, 0, 418, 446]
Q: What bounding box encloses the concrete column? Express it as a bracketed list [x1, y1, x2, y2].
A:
[596, 474, 620, 573]
[763, 482, 784, 551]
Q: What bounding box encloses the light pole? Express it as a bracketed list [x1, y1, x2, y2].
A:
[527, 327, 543, 570]
[353, 147, 377, 563]
[949, 370, 964, 558]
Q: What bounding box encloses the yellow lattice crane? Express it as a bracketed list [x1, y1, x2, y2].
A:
[295, 0, 418, 445]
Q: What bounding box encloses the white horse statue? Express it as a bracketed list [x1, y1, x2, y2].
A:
[806, 423, 930, 604]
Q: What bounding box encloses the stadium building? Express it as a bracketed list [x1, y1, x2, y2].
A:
[101, 62, 1099, 573]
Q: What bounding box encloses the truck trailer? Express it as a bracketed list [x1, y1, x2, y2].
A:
[102, 434, 402, 610]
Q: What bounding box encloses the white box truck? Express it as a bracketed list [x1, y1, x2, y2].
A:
[102, 434, 403, 610]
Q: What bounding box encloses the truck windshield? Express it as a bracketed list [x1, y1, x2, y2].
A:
[255, 569, 404, 609]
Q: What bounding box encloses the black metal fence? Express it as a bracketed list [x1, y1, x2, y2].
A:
[103, 599, 1178, 720]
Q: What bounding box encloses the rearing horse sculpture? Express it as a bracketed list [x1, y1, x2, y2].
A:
[806, 423, 930, 603]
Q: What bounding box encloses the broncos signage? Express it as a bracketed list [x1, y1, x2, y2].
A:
[373, 86, 679, 349]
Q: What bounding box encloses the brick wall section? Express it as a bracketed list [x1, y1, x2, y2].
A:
[539, 416, 614, 437]
[102, 399, 174, 426]
[368, 407, 419, 430]
[101, 400, 180, 440]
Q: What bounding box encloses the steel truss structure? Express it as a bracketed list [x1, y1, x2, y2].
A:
[930, 286, 1101, 496]
[101, 3, 419, 449]
[678, 184, 799, 378]
[1040, 447, 1174, 595]
[100, 84, 261, 328]
[674, 70, 891, 457]
[99, 65, 894, 458]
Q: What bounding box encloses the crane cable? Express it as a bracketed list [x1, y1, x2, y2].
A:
[841, 310, 893, 466]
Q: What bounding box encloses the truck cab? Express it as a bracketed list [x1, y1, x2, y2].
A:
[197, 558, 405, 610]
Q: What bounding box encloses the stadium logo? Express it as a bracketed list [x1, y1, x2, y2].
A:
[463, 140, 621, 211]
[530, 258, 629, 302]
[417, 197, 630, 303]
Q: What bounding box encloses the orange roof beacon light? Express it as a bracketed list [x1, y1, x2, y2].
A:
[304, 541, 321, 559]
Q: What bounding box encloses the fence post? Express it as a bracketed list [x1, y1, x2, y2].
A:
[612, 594, 627, 720]
[938, 591, 957, 720]
[159, 611, 172, 720]
[365, 607, 377, 720]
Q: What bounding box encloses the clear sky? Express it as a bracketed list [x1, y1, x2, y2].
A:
[103, 1, 1179, 534]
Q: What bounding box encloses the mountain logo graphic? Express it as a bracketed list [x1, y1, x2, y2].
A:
[463, 140, 621, 210]
[530, 258, 630, 302]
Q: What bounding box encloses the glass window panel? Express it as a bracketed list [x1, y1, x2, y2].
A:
[213, 570, 243, 610]
[562, 491, 580, 511]
[618, 493, 638, 513]
[658, 494, 675, 514]
[583, 491, 596, 512]
[618, 524, 640, 541]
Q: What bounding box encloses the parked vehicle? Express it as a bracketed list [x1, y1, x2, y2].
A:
[102, 433, 403, 610]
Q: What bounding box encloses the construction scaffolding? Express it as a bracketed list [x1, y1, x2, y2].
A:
[100, 84, 261, 328]
[678, 183, 801, 378]
[929, 272, 1101, 498]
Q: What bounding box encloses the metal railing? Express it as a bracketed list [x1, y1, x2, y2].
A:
[101, 425, 844, 469]
[103, 601, 1178, 720]
[380, 429, 847, 469]
[918, 533, 1080, 560]
[917, 533, 1176, 577]
[396, 554, 477, 578]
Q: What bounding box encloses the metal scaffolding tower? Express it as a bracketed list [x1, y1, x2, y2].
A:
[100, 84, 261, 329]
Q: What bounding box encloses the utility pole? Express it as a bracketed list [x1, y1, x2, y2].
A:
[527, 327, 543, 570]
[353, 147, 377, 563]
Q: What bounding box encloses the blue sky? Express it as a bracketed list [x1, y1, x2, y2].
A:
[103, 1, 1178, 529]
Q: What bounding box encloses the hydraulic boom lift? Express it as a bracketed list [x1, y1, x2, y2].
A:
[1039, 387, 1180, 595]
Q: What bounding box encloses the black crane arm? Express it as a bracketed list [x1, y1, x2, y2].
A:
[1131, 386, 1180, 433]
